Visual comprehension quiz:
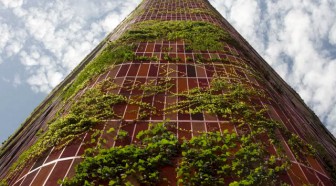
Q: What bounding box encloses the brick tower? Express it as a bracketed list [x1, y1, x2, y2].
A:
[1, 0, 336, 185]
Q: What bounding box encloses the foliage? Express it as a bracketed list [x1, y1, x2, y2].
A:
[63, 44, 134, 100]
[165, 77, 264, 123]
[61, 123, 179, 186]
[114, 130, 128, 140]
[165, 77, 314, 165]
[62, 20, 239, 100]
[121, 21, 239, 51]
[140, 78, 173, 96]
[0, 180, 8, 186]
[8, 81, 126, 178]
[177, 132, 287, 185]
[7, 73, 318, 185]
[177, 131, 237, 185]
[287, 133, 316, 160]
[64, 126, 289, 185]
[134, 55, 159, 62]
[56, 77, 318, 185]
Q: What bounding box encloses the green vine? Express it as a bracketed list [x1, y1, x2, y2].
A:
[62, 125, 290, 186]
[165, 76, 264, 121]
[287, 133, 316, 160]
[114, 130, 129, 141]
[121, 21, 239, 51]
[7, 80, 127, 178]
[55, 77, 318, 186]
[61, 123, 179, 186]
[134, 55, 159, 62]
[63, 44, 135, 100]
[165, 77, 315, 163]
[178, 131, 288, 185]
[0, 180, 8, 186]
[61, 20, 243, 102]
[5, 75, 318, 185]
[140, 78, 173, 96]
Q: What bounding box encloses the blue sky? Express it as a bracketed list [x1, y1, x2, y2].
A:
[0, 0, 336, 143]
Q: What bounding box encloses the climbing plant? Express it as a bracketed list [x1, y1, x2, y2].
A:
[121, 21, 239, 51]
[61, 125, 290, 186]
[63, 44, 135, 100]
[140, 78, 174, 96]
[0, 180, 7, 186]
[165, 76, 315, 161]
[61, 20, 241, 101]
[7, 80, 127, 178]
[177, 131, 288, 185]
[58, 76, 318, 185]
[61, 123, 179, 186]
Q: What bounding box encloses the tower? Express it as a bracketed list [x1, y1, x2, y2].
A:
[1, 0, 336, 185]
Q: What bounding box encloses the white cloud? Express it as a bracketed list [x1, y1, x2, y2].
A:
[0, 0, 23, 8]
[228, 1, 262, 50]
[27, 70, 49, 93]
[48, 71, 63, 87]
[20, 50, 40, 67]
[210, 0, 336, 137]
[0, 0, 140, 93]
[0, 23, 12, 51]
[5, 40, 22, 56]
[0, 19, 27, 61]
[100, 13, 122, 33]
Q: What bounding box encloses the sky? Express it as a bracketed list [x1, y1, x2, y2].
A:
[0, 0, 335, 143]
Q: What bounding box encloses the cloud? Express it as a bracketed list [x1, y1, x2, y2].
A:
[0, 23, 12, 51]
[227, 0, 262, 50]
[210, 0, 336, 136]
[1, 0, 141, 93]
[5, 40, 22, 57]
[0, 17, 27, 64]
[0, 0, 23, 8]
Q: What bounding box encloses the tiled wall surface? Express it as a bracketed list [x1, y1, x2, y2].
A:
[1, 0, 336, 185]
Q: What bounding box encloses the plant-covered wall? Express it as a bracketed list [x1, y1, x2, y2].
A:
[1, 0, 335, 185]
